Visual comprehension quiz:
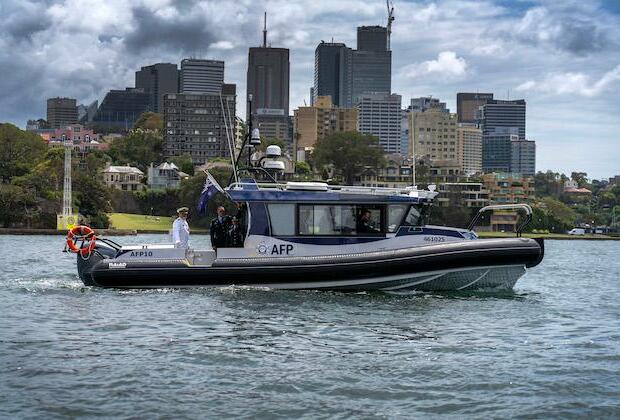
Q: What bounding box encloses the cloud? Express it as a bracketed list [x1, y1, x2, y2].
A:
[503, 6, 610, 56]
[4, 1, 53, 42]
[516, 64, 620, 96]
[402, 51, 467, 79]
[122, 5, 218, 54]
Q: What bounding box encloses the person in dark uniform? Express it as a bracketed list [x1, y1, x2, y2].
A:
[210, 206, 231, 250]
[357, 209, 379, 233]
[227, 217, 245, 248]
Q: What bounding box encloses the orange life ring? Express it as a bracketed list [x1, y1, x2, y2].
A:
[66, 225, 97, 256]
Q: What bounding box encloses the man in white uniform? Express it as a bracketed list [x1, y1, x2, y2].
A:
[172, 207, 190, 248]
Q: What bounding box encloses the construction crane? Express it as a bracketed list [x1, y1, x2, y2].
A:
[386, 0, 395, 50]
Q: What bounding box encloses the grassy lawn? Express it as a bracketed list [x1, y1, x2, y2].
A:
[108, 213, 173, 231]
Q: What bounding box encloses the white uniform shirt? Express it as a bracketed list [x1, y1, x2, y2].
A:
[172, 217, 190, 248]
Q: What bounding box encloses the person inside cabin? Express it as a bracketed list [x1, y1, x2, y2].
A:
[357, 209, 380, 234]
[227, 217, 245, 248]
[210, 206, 231, 250]
[172, 207, 190, 248]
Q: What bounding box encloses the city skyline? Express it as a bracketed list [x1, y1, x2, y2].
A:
[0, 0, 619, 178]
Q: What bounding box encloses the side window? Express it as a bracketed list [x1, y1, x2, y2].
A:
[297, 205, 383, 235]
[387, 204, 408, 232]
[268, 204, 295, 235]
[355, 206, 383, 234]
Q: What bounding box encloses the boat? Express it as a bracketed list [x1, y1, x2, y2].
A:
[67, 105, 543, 291]
[68, 177, 543, 291]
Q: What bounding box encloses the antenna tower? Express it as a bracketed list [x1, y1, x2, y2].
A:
[263, 12, 267, 47]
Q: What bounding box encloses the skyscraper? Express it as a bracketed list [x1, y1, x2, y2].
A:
[456, 92, 493, 123]
[511, 138, 536, 176]
[163, 84, 236, 164]
[458, 124, 483, 175]
[91, 88, 151, 131]
[313, 25, 392, 107]
[480, 99, 526, 140]
[357, 93, 402, 154]
[409, 106, 461, 176]
[351, 26, 391, 104]
[246, 14, 291, 142]
[482, 127, 518, 173]
[47, 97, 78, 129]
[180, 59, 224, 94]
[135, 63, 179, 113]
[313, 42, 353, 107]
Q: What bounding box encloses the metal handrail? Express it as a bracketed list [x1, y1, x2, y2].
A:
[467, 203, 533, 236]
[226, 181, 438, 198]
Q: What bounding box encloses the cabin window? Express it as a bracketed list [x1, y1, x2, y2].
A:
[387, 204, 409, 232]
[267, 204, 295, 235]
[297, 204, 383, 236]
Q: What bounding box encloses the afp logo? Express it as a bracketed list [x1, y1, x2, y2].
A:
[256, 242, 294, 256]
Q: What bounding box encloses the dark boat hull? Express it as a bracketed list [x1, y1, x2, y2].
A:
[78, 238, 544, 291]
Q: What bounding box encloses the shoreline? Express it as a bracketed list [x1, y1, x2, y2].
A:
[0, 228, 617, 240]
[0, 228, 210, 236]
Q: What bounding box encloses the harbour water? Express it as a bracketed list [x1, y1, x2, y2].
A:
[1, 235, 619, 418]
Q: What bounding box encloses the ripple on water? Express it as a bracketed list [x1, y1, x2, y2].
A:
[0, 237, 619, 418]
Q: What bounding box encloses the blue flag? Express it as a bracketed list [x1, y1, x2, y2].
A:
[197, 171, 225, 214]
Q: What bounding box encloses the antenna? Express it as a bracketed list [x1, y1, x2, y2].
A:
[263, 12, 267, 48]
[386, 0, 395, 50]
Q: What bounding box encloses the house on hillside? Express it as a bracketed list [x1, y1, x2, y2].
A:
[102, 165, 145, 191]
[147, 162, 190, 190]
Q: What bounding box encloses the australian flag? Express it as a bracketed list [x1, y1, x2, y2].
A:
[197, 171, 226, 215]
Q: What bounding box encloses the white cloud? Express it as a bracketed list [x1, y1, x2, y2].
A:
[516, 64, 620, 97]
[402, 51, 467, 79]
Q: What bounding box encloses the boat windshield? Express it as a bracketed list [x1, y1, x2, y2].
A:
[402, 205, 425, 227]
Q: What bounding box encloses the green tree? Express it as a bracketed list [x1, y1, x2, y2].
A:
[133, 112, 163, 131]
[0, 123, 47, 183]
[73, 173, 111, 228]
[312, 131, 386, 184]
[0, 184, 36, 227]
[170, 153, 195, 176]
[107, 130, 164, 172]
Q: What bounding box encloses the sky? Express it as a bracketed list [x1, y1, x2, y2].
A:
[0, 0, 619, 179]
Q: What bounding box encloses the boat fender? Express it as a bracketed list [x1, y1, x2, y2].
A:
[66, 225, 97, 257]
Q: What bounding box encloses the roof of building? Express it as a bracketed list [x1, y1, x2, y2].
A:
[104, 165, 144, 175]
[154, 162, 180, 171]
[565, 188, 592, 194]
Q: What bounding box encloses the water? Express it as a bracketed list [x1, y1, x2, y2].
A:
[1, 234, 619, 418]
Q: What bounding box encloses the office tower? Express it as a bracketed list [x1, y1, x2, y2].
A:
[456, 92, 493, 123]
[91, 88, 151, 131]
[135, 63, 179, 113]
[351, 26, 391, 104]
[180, 59, 224, 94]
[458, 124, 483, 175]
[163, 84, 236, 164]
[293, 96, 358, 161]
[409, 107, 461, 175]
[246, 14, 291, 142]
[314, 41, 353, 107]
[47, 97, 78, 129]
[357, 93, 402, 154]
[77, 100, 98, 123]
[410, 97, 448, 113]
[511, 138, 536, 176]
[480, 99, 526, 140]
[482, 127, 518, 173]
